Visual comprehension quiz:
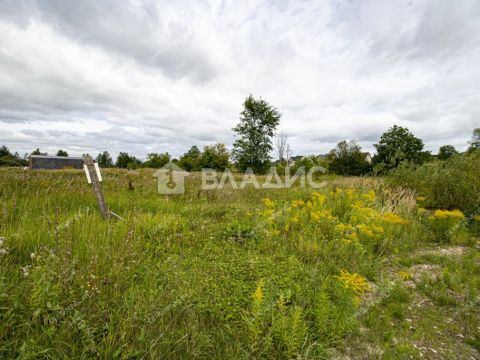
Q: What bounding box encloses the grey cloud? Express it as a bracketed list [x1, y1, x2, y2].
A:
[0, 0, 478, 159]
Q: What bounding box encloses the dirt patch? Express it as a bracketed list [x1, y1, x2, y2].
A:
[410, 264, 442, 282]
[415, 246, 469, 257]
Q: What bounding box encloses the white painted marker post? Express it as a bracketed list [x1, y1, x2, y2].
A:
[83, 154, 109, 219]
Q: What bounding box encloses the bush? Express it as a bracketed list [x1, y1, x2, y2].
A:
[387, 151, 480, 214]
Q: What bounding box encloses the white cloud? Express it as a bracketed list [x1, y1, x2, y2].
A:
[0, 0, 479, 159]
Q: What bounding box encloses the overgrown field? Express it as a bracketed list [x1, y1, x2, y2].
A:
[0, 168, 479, 359]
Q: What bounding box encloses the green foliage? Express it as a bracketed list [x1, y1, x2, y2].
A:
[387, 151, 480, 213]
[222, 221, 256, 244]
[56, 149, 68, 157]
[115, 152, 142, 169]
[468, 128, 480, 152]
[373, 125, 426, 173]
[178, 145, 201, 171]
[437, 145, 458, 160]
[232, 95, 280, 173]
[198, 143, 230, 171]
[0, 155, 24, 167]
[96, 151, 114, 167]
[328, 140, 372, 176]
[143, 152, 170, 168]
[177, 144, 230, 171]
[31, 148, 47, 155]
[288, 155, 328, 174]
[0, 168, 477, 358]
[0, 145, 11, 157]
[0, 146, 26, 167]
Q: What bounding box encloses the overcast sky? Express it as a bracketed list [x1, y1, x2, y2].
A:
[1, 0, 479, 159]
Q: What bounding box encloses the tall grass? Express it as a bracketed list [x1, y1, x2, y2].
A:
[0, 167, 475, 358]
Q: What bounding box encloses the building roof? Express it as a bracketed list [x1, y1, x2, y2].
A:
[29, 155, 83, 160]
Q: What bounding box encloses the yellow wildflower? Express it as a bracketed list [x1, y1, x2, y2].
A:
[253, 279, 264, 310]
[311, 192, 326, 206]
[345, 188, 355, 197]
[474, 215, 480, 222]
[370, 224, 384, 234]
[432, 209, 464, 219]
[382, 212, 409, 225]
[291, 199, 305, 208]
[398, 271, 412, 281]
[336, 223, 354, 234]
[352, 200, 364, 209]
[362, 190, 376, 202]
[337, 269, 370, 294]
[357, 224, 374, 237]
[290, 217, 299, 224]
[262, 198, 275, 208]
[309, 209, 336, 222]
[269, 230, 280, 237]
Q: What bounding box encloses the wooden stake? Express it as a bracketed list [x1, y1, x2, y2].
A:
[83, 154, 110, 219]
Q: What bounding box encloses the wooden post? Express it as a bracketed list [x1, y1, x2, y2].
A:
[83, 154, 110, 219]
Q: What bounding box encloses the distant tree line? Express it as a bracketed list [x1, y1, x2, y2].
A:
[1, 96, 479, 174]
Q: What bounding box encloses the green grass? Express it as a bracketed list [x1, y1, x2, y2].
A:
[0, 168, 478, 359]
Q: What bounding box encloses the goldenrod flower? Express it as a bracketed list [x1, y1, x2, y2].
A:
[357, 224, 374, 237]
[337, 269, 370, 294]
[398, 271, 412, 281]
[253, 279, 264, 310]
[291, 199, 305, 208]
[362, 190, 376, 202]
[382, 212, 409, 225]
[262, 198, 275, 208]
[432, 209, 464, 219]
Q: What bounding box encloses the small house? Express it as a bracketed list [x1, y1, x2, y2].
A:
[29, 155, 84, 170]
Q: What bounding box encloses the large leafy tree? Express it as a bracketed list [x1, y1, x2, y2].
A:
[232, 95, 281, 173]
[116, 152, 142, 169]
[178, 145, 202, 171]
[437, 145, 458, 160]
[143, 152, 170, 168]
[56, 149, 68, 157]
[96, 151, 114, 167]
[198, 143, 230, 171]
[372, 125, 425, 173]
[0, 145, 11, 157]
[328, 140, 372, 176]
[31, 148, 47, 156]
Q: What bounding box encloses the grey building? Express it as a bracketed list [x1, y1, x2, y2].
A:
[29, 155, 84, 170]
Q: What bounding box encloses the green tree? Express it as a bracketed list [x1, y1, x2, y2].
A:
[328, 140, 372, 176]
[437, 145, 458, 160]
[288, 155, 328, 175]
[178, 145, 201, 171]
[116, 152, 142, 169]
[31, 148, 47, 156]
[56, 149, 68, 157]
[232, 95, 281, 173]
[468, 128, 480, 152]
[0, 145, 11, 157]
[96, 151, 114, 167]
[372, 125, 425, 173]
[198, 143, 230, 171]
[143, 153, 170, 168]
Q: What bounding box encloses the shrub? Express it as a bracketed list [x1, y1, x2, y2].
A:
[387, 151, 480, 214]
